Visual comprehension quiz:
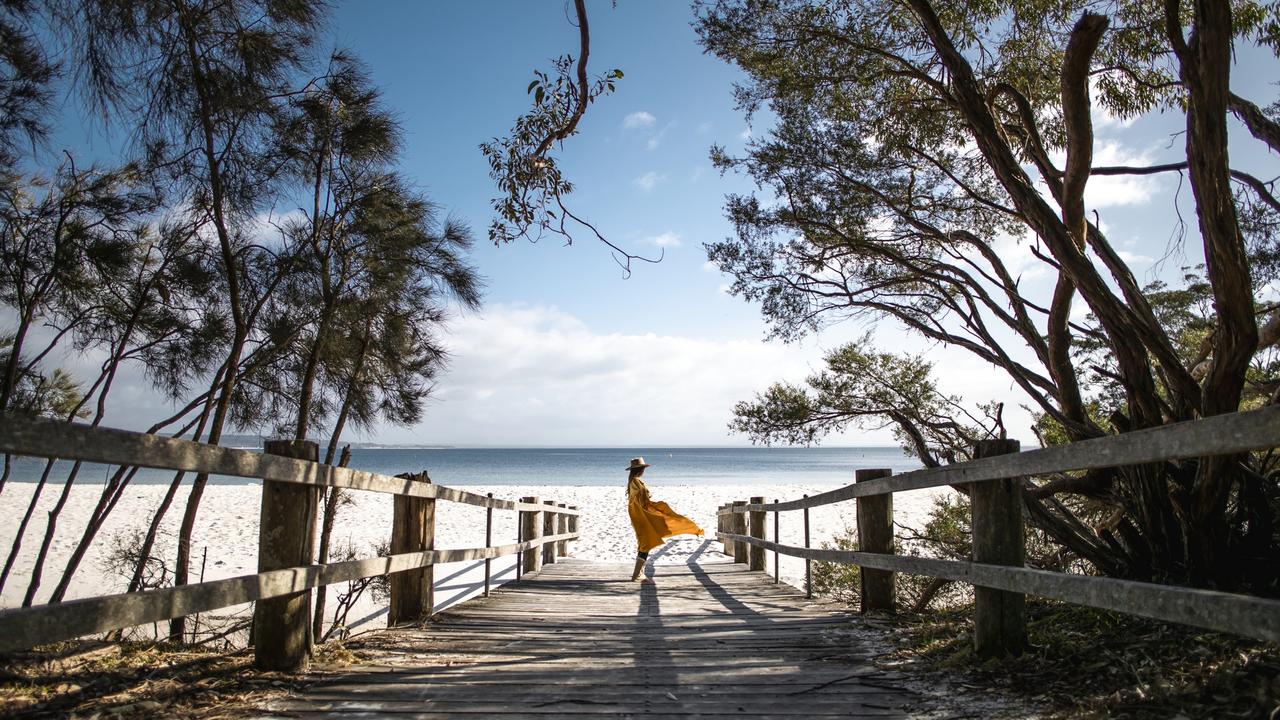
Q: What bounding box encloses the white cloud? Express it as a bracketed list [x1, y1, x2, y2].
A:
[717, 284, 732, 295]
[739, 126, 753, 141]
[702, 260, 719, 273]
[1116, 249, 1153, 265]
[697, 121, 713, 134]
[400, 304, 815, 445]
[623, 111, 656, 129]
[649, 232, 682, 248]
[1046, 140, 1160, 208]
[633, 171, 667, 192]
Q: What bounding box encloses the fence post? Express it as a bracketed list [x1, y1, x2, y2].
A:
[717, 505, 728, 554]
[749, 496, 766, 571]
[856, 468, 895, 612]
[542, 500, 557, 565]
[972, 439, 1026, 657]
[568, 505, 579, 550]
[803, 495, 812, 599]
[731, 500, 748, 563]
[773, 499, 780, 584]
[254, 439, 320, 672]
[516, 507, 524, 580]
[484, 493, 494, 597]
[556, 502, 569, 557]
[388, 472, 435, 627]
[521, 496, 542, 574]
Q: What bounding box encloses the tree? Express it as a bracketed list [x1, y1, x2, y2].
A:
[247, 54, 482, 638]
[700, 0, 1280, 592]
[482, 0, 659, 274]
[65, 0, 326, 637]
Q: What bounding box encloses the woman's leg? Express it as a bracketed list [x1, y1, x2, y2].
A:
[631, 550, 649, 581]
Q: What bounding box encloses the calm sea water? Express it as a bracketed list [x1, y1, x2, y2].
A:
[4, 446, 921, 487]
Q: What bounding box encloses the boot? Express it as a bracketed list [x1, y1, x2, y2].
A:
[630, 557, 646, 582]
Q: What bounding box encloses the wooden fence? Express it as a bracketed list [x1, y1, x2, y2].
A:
[0, 414, 579, 670]
[716, 405, 1280, 656]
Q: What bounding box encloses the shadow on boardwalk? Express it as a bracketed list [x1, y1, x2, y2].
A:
[257, 548, 1040, 718]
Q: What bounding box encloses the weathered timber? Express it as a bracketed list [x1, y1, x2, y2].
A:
[856, 469, 895, 613]
[716, 532, 1280, 643]
[731, 500, 748, 563]
[542, 500, 557, 565]
[521, 496, 543, 574]
[804, 494, 812, 599]
[0, 413, 581, 514]
[556, 502, 569, 556]
[773, 499, 780, 584]
[254, 439, 320, 672]
[749, 496, 766, 571]
[388, 472, 435, 626]
[484, 493, 494, 597]
[0, 533, 576, 653]
[971, 439, 1026, 657]
[269, 557, 925, 718]
[729, 404, 1280, 512]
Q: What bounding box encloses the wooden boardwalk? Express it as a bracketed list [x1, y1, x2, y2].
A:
[260, 547, 930, 719]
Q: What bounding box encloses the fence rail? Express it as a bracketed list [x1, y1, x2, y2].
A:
[717, 405, 1280, 652]
[0, 414, 579, 664]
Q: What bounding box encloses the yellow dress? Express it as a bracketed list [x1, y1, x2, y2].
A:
[627, 476, 703, 553]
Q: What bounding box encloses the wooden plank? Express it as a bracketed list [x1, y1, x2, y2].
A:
[737, 404, 1280, 512]
[276, 560, 920, 718]
[0, 533, 578, 652]
[0, 413, 580, 515]
[717, 532, 1280, 642]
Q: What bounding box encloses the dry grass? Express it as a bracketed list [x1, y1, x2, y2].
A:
[885, 599, 1280, 719]
[0, 638, 369, 718]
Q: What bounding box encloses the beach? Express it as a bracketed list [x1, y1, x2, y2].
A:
[0, 480, 949, 637]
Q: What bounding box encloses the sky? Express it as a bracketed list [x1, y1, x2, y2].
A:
[23, 1, 1280, 448]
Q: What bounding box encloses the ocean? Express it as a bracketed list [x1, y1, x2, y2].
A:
[3, 445, 922, 487]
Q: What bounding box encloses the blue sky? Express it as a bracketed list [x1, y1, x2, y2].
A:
[23, 2, 1280, 449]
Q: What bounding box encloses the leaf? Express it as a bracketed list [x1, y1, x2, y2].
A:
[527, 80, 539, 94]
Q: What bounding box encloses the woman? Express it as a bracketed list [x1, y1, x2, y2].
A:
[625, 457, 703, 582]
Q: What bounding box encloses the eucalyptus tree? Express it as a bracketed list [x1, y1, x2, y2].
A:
[62, 0, 326, 637]
[699, 0, 1280, 591]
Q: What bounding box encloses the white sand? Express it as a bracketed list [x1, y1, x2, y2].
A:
[0, 481, 950, 637]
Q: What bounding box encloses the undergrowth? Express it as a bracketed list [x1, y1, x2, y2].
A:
[886, 599, 1279, 719]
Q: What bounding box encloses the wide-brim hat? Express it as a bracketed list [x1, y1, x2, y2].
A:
[625, 457, 651, 471]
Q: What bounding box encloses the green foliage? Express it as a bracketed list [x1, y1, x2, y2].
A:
[731, 337, 999, 466]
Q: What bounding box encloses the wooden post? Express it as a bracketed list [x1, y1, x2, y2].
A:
[717, 505, 728, 554]
[542, 500, 557, 565]
[388, 472, 435, 627]
[515, 509, 523, 580]
[521, 496, 542, 574]
[773, 500, 780, 584]
[731, 500, 748, 563]
[484, 493, 494, 597]
[254, 439, 320, 672]
[749, 496, 766, 571]
[556, 503, 569, 557]
[972, 439, 1026, 657]
[803, 495, 812, 599]
[856, 468, 895, 613]
[568, 506, 579, 548]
